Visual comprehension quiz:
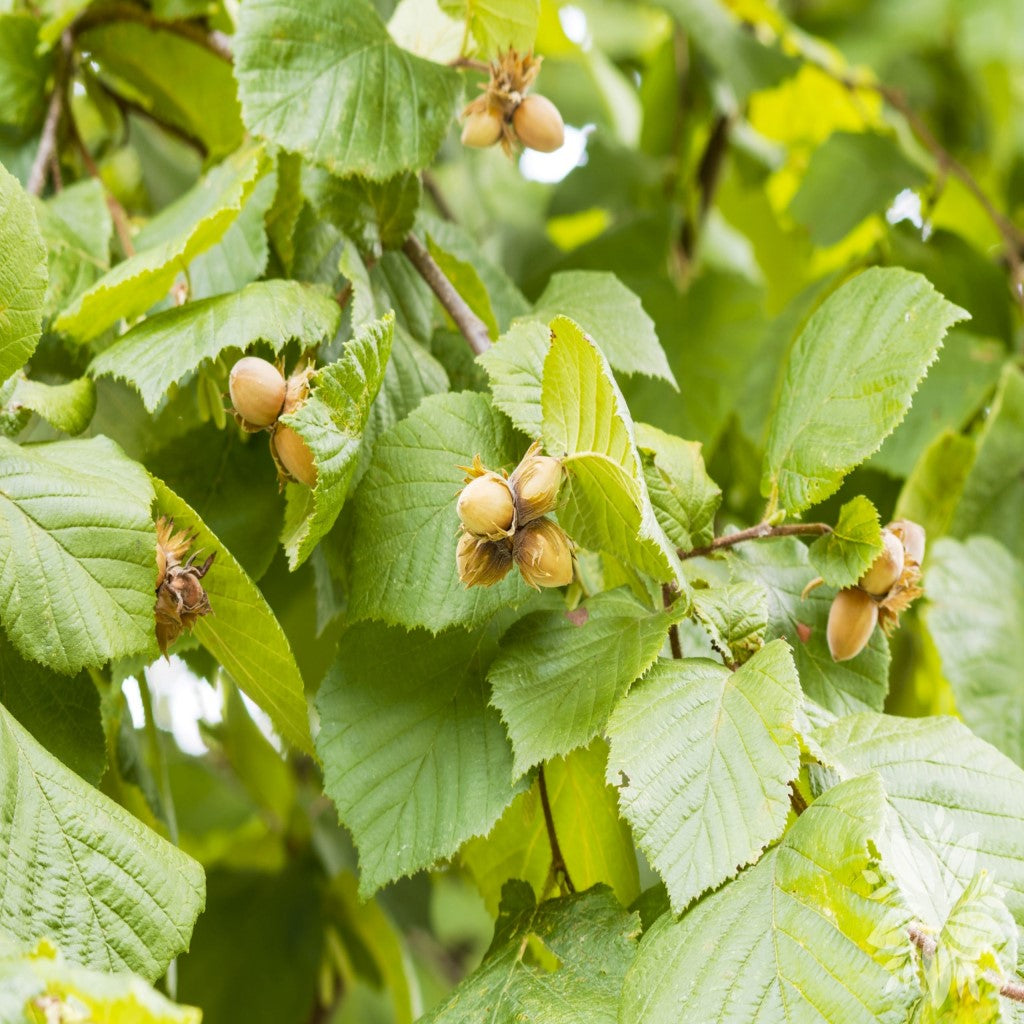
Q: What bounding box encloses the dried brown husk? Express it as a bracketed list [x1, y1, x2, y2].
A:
[877, 559, 923, 636]
[457, 531, 514, 588]
[154, 516, 214, 654]
[509, 440, 563, 525]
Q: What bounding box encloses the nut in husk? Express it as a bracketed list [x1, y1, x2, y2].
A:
[461, 107, 504, 148]
[229, 356, 286, 429]
[858, 528, 905, 597]
[512, 94, 565, 152]
[509, 441, 562, 525]
[272, 423, 317, 488]
[513, 517, 573, 589]
[154, 516, 214, 655]
[457, 531, 513, 588]
[457, 472, 516, 539]
[827, 587, 878, 662]
[889, 518, 926, 566]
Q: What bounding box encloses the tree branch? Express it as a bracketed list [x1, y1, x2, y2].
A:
[679, 522, 831, 561]
[72, 1, 233, 61]
[909, 926, 1024, 1002]
[26, 31, 73, 196]
[538, 765, 575, 895]
[402, 233, 493, 355]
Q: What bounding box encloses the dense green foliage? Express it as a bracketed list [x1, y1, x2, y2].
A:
[1, 0, 1023, 1021]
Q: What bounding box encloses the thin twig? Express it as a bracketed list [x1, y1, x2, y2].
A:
[72, 1, 233, 61]
[679, 522, 831, 561]
[422, 171, 456, 222]
[662, 583, 683, 659]
[402, 233, 493, 354]
[26, 31, 73, 196]
[909, 926, 1024, 1002]
[538, 765, 575, 894]
[448, 56, 489, 72]
[69, 115, 135, 256]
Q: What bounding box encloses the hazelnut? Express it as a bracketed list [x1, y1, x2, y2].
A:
[514, 518, 573, 589]
[858, 529, 904, 597]
[273, 424, 317, 488]
[827, 587, 878, 662]
[461, 108, 504, 148]
[229, 356, 286, 428]
[889, 518, 926, 566]
[509, 443, 562, 525]
[456, 532, 514, 588]
[512, 94, 565, 152]
[457, 473, 516, 539]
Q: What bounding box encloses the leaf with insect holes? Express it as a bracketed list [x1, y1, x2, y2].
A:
[280, 314, 394, 570]
[606, 640, 802, 912]
[90, 280, 340, 412]
[489, 588, 689, 776]
[763, 267, 968, 515]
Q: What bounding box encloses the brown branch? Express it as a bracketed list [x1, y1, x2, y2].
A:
[422, 171, 456, 222]
[909, 926, 1024, 1002]
[448, 56, 490, 72]
[662, 583, 683, 659]
[538, 765, 575, 894]
[402, 233, 493, 355]
[679, 522, 831, 561]
[72, 1, 232, 61]
[26, 31, 73, 196]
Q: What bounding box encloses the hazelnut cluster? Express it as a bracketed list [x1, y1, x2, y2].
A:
[824, 519, 926, 661]
[228, 356, 316, 488]
[456, 441, 573, 589]
[460, 50, 565, 155]
[154, 517, 214, 655]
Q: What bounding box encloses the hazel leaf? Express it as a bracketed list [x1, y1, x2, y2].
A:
[808, 495, 883, 589]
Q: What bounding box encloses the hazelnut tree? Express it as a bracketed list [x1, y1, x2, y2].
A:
[1, 0, 1024, 1022]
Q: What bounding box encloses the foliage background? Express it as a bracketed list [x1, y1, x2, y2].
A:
[1, 0, 1024, 1021]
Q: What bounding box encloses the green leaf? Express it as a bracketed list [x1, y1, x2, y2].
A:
[620, 774, 916, 1024]
[809, 495, 883, 588]
[788, 132, 927, 247]
[0, 161, 46, 382]
[532, 271, 676, 387]
[0, 703, 205, 980]
[951, 364, 1024, 559]
[606, 639, 801, 912]
[307, 168, 421, 251]
[635, 422, 720, 552]
[0, 15, 51, 133]
[438, 0, 539, 58]
[894, 428, 976, 541]
[78, 21, 244, 158]
[235, 0, 461, 180]
[35, 179, 112, 319]
[489, 588, 687, 776]
[426, 232, 500, 340]
[763, 267, 968, 515]
[925, 537, 1024, 767]
[347, 390, 535, 633]
[657, 0, 799, 101]
[151, 477, 314, 756]
[542, 316, 680, 582]
[815, 713, 1024, 927]
[691, 580, 768, 665]
[280, 314, 394, 570]
[423, 882, 640, 1024]
[316, 619, 525, 897]
[731, 537, 891, 716]
[478, 318, 549, 437]
[0, 932, 200, 1023]
[872, 330, 1004, 478]
[0, 436, 156, 673]
[90, 279, 340, 412]
[3, 374, 96, 435]
[0, 631, 105, 786]
[463, 739, 640, 915]
[54, 145, 267, 343]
